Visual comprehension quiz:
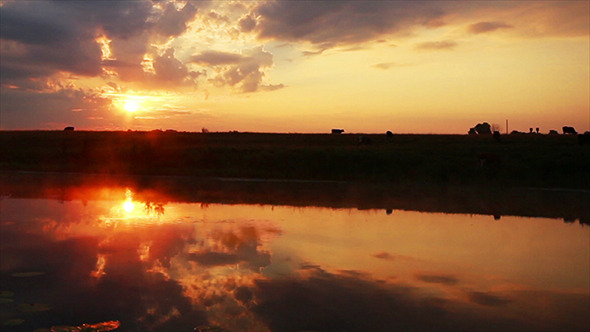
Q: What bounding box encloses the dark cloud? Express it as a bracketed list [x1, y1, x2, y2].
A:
[153, 48, 199, 86]
[254, 1, 446, 47]
[0, 0, 201, 88]
[468, 21, 513, 34]
[238, 14, 257, 32]
[415, 273, 459, 285]
[0, 87, 112, 129]
[0, 0, 158, 81]
[251, 268, 533, 332]
[415, 40, 458, 51]
[0, 219, 208, 331]
[154, 2, 198, 38]
[467, 291, 512, 307]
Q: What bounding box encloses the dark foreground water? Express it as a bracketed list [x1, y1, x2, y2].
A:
[1, 182, 588, 332]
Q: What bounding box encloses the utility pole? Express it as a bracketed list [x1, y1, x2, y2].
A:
[506, 119, 508, 135]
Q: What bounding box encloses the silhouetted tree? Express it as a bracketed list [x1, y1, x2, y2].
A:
[470, 122, 492, 135]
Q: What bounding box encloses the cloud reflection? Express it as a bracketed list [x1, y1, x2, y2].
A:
[1, 191, 588, 332]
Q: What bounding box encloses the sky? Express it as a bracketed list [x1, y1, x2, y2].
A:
[1, 0, 588, 134]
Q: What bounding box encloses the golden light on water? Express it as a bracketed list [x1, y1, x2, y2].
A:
[122, 188, 135, 212]
[123, 200, 135, 212]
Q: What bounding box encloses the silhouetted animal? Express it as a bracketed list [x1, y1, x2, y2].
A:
[549, 130, 558, 135]
[358, 136, 372, 144]
[579, 133, 590, 145]
[562, 126, 577, 135]
[331, 129, 344, 134]
[63, 126, 74, 131]
[386, 131, 393, 139]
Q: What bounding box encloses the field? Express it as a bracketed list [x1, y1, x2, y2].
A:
[1, 130, 589, 189]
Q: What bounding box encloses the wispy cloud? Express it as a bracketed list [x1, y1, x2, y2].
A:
[415, 40, 458, 51]
[468, 21, 513, 34]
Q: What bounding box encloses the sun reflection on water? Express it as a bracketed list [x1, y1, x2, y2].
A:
[1, 185, 588, 332]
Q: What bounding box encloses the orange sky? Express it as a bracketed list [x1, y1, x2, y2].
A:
[1, 0, 588, 133]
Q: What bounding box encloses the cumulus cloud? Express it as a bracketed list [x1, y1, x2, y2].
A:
[415, 40, 458, 51]
[154, 2, 199, 38]
[153, 48, 201, 86]
[468, 21, 513, 34]
[238, 14, 257, 32]
[191, 50, 244, 66]
[0, 0, 202, 88]
[191, 46, 281, 93]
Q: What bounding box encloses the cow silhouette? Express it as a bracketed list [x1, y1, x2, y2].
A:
[562, 126, 577, 135]
[63, 126, 74, 131]
[331, 129, 344, 134]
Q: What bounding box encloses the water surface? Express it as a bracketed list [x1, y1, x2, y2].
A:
[1, 183, 588, 331]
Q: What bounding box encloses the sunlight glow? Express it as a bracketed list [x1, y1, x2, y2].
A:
[123, 99, 140, 113]
[123, 188, 136, 212]
[123, 200, 136, 212]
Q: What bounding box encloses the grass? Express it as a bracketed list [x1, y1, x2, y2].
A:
[1, 130, 589, 189]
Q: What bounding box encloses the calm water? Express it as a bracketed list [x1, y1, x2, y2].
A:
[0, 184, 588, 332]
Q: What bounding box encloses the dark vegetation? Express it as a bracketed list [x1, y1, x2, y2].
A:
[1, 130, 589, 189]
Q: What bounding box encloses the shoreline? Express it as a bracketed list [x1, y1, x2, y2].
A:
[2, 171, 588, 224]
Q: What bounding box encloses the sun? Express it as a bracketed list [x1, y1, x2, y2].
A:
[123, 200, 135, 213]
[123, 99, 140, 113]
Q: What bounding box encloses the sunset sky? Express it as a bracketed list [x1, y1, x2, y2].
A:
[1, 0, 588, 134]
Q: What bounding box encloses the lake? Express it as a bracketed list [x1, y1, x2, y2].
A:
[1, 178, 588, 332]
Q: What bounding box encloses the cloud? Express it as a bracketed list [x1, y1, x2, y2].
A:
[191, 50, 244, 66]
[238, 14, 257, 32]
[254, 1, 446, 47]
[468, 21, 513, 34]
[153, 48, 201, 86]
[154, 2, 198, 38]
[187, 225, 272, 271]
[372, 62, 399, 70]
[0, 0, 202, 89]
[192, 47, 279, 93]
[415, 40, 458, 51]
[415, 273, 459, 285]
[467, 291, 512, 307]
[0, 86, 112, 129]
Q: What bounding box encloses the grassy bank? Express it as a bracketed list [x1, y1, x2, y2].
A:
[1, 131, 589, 188]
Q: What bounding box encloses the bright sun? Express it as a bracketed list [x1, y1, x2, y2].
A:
[123, 99, 140, 113]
